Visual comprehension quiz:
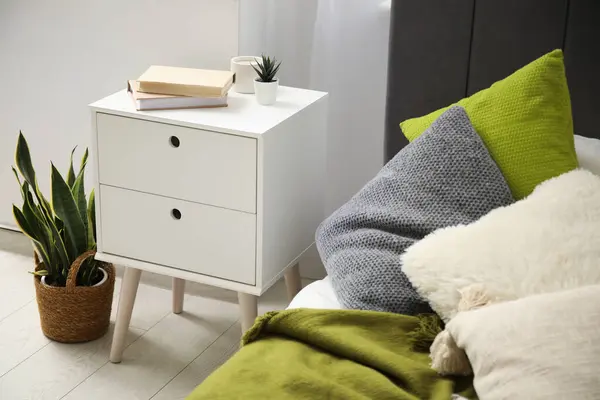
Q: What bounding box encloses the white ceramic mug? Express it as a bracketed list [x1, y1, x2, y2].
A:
[231, 56, 259, 94]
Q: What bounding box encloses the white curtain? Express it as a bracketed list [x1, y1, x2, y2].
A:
[240, 0, 391, 214]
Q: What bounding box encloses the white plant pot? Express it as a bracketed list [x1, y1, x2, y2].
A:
[231, 56, 260, 94]
[41, 267, 108, 287]
[254, 79, 279, 105]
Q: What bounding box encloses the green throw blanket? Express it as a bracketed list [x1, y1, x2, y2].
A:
[187, 309, 475, 400]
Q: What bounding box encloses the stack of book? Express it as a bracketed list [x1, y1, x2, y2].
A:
[128, 65, 234, 111]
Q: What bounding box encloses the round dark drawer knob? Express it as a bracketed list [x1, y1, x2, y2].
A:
[170, 136, 180, 148]
[171, 208, 182, 220]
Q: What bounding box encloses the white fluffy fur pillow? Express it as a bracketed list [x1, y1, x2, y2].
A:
[447, 285, 600, 400]
[401, 169, 600, 322]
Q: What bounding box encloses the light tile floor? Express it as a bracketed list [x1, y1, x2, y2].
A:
[0, 229, 298, 400]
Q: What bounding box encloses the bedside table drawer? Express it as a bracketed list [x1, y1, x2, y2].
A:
[96, 113, 257, 213]
[99, 185, 256, 285]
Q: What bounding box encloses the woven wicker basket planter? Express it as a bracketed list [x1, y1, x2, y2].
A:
[33, 250, 115, 343]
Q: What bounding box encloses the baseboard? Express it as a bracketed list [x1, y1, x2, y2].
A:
[0, 223, 19, 232]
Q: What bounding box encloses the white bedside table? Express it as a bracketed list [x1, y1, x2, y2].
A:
[89, 86, 328, 363]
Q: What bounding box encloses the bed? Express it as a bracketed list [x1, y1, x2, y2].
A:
[291, 0, 600, 312]
[288, 276, 340, 310]
[189, 1, 600, 399]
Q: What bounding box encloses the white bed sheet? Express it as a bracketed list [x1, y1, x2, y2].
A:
[287, 276, 342, 310]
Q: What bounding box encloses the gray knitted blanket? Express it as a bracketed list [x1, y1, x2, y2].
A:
[316, 106, 514, 315]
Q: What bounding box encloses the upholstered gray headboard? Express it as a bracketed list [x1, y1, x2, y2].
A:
[384, 0, 600, 162]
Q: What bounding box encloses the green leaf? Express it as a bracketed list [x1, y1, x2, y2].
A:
[66, 147, 77, 188]
[12, 166, 22, 190]
[35, 183, 53, 218]
[15, 132, 36, 188]
[71, 164, 87, 236]
[79, 265, 87, 286]
[270, 61, 281, 81]
[25, 189, 46, 231]
[79, 148, 88, 175]
[71, 148, 89, 242]
[79, 258, 97, 286]
[45, 214, 69, 275]
[32, 244, 51, 271]
[87, 189, 96, 245]
[91, 265, 98, 286]
[27, 174, 54, 226]
[251, 61, 265, 82]
[29, 270, 49, 276]
[14, 204, 39, 243]
[27, 183, 67, 262]
[54, 216, 64, 235]
[252, 55, 280, 82]
[47, 241, 60, 282]
[88, 261, 99, 286]
[20, 180, 29, 203]
[35, 199, 70, 284]
[15, 132, 54, 221]
[23, 183, 60, 275]
[21, 187, 44, 242]
[13, 205, 51, 270]
[51, 164, 87, 257]
[22, 195, 63, 277]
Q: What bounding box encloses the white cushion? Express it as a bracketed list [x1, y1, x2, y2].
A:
[287, 277, 342, 310]
[575, 135, 600, 175]
[447, 285, 600, 400]
[401, 169, 600, 322]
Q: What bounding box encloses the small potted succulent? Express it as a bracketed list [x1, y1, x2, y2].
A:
[12, 132, 115, 343]
[252, 54, 282, 105]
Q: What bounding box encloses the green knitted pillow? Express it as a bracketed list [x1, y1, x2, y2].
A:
[400, 49, 577, 199]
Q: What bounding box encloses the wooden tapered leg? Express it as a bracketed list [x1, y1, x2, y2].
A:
[172, 278, 185, 314]
[110, 267, 142, 363]
[284, 263, 302, 302]
[237, 292, 258, 333]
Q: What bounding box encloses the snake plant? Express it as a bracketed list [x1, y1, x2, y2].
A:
[12, 132, 99, 287]
[252, 54, 282, 83]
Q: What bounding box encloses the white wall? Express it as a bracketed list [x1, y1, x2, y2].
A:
[0, 0, 239, 229]
[239, 0, 319, 90]
[240, 0, 391, 279]
[241, 0, 390, 215]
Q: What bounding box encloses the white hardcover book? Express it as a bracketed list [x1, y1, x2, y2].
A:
[127, 81, 227, 111]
